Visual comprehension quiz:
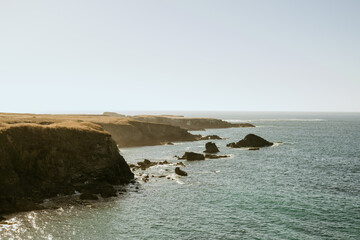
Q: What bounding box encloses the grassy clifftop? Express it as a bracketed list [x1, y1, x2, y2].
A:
[0, 113, 199, 147]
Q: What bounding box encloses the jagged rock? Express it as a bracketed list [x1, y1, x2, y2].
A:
[80, 193, 98, 200]
[198, 135, 223, 140]
[176, 161, 185, 167]
[227, 134, 273, 148]
[226, 142, 237, 148]
[142, 175, 149, 183]
[134, 159, 170, 171]
[204, 142, 219, 153]
[175, 167, 188, 176]
[204, 154, 230, 159]
[178, 152, 205, 161]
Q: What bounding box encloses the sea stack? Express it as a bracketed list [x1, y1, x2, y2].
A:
[204, 142, 220, 153]
[227, 134, 273, 148]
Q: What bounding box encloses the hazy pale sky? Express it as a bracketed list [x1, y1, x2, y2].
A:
[0, 0, 359, 113]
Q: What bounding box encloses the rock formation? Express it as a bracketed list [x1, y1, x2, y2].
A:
[178, 152, 205, 161]
[204, 142, 220, 153]
[130, 159, 170, 171]
[227, 134, 273, 148]
[175, 167, 188, 176]
[130, 115, 255, 130]
[99, 121, 197, 147]
[0, 122, 134, 214]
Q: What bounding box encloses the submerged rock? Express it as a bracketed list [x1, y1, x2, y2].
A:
[204, 154, 230, 159]
[248, 147, 260, 151]
[178, 152, 205, 161]
[133, 159, 170, 171]
[198, 135, 223, 140]
[204, 142, 220, 153]
[227, 134, 273, 148]
[175, 167, 188, 176]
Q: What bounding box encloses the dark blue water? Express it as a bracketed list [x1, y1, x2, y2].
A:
[1, 112, 359, 239]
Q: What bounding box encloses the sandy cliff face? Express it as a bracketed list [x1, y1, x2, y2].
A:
[0, 122, 133, 214]
[100, 120, 197, 147]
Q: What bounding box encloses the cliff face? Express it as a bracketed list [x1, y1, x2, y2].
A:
[100, 120, 197, 147]
[131, 115, 255, 130]
[0, 122, 133, 214]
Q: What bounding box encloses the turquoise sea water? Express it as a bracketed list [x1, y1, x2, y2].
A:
[1, 112, 359, 239]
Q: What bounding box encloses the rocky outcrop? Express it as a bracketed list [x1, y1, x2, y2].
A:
[0, 122, 134, 214]
[227, 134, 273, 148]
[131, 115, 255, 130]
[175, 167, 188, 176]
[204, 142, 219, 153]
[178, 152, 205, 161]
[129, 159, 170, 171]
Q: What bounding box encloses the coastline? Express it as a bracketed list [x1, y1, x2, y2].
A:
[0, 112, 253, 214]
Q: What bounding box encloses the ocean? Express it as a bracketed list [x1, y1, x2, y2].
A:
[1, 112, 359, 239]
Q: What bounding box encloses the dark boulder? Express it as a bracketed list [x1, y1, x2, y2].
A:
[227, 134, 273, 148]
[175, 167, 188, 176]
[204, 142, 219, 153]
[248, 147, 260, 151]
[179, 152, 205, 161]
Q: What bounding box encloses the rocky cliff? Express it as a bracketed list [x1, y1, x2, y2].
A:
[99, 120, 197, 147]
[131, 115, 255, 130]
[0, 113, 200, 148]
[0, 121, 134, 214]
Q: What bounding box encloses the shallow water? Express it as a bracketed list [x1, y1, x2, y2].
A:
[1, 112, 360, 239]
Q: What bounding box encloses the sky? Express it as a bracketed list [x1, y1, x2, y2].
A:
[0, 0, 359, 113]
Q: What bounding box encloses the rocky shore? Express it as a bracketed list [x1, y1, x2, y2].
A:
[0, 112, 257, 214]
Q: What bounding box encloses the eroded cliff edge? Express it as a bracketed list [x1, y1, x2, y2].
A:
[129, 115, 255, 130]
[0, 113, 199, 148]
[0, 121, 134, 214]
[99, 121, 197, 147]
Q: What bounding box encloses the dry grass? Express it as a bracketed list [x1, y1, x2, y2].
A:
[0, 112, 133, 131]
